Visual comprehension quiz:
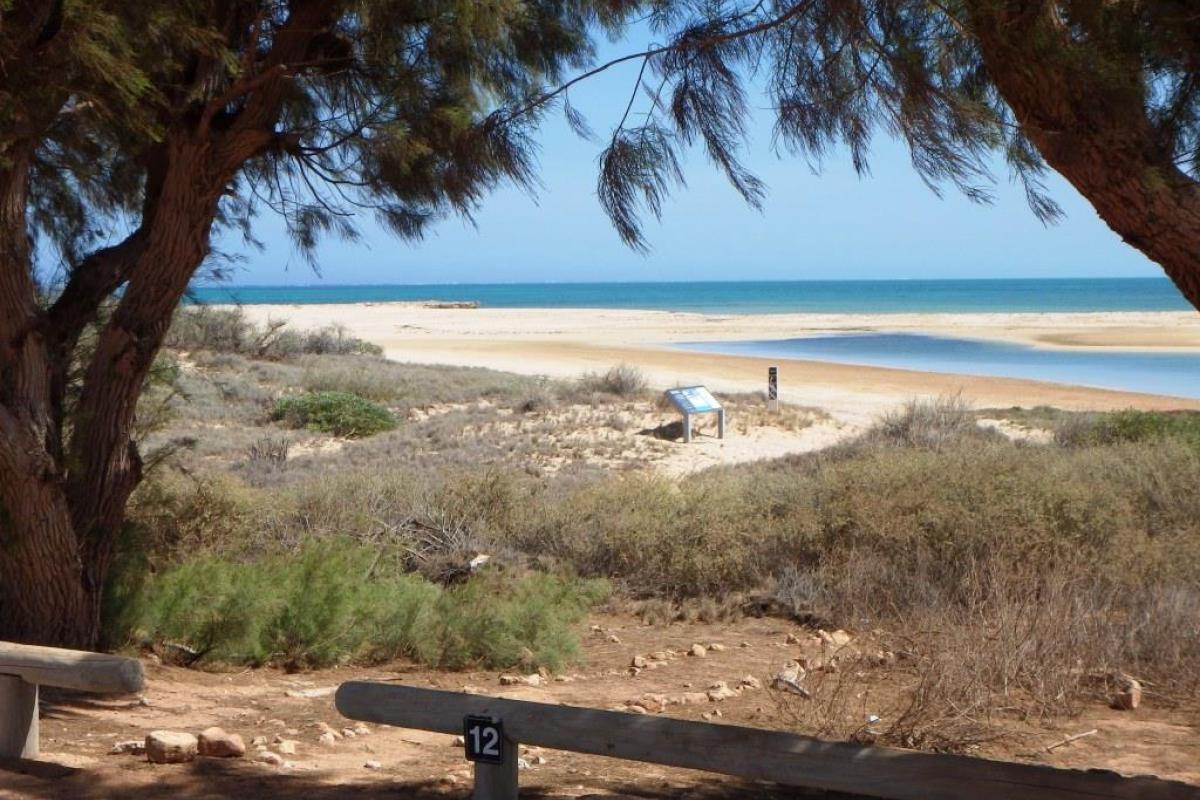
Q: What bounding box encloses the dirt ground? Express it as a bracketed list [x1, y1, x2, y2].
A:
[3, 614, 1198, 800]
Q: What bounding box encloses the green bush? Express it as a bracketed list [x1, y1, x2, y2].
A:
[272, 391, 397, 437]
[1055, 409, 1200, 448]
[106, 540, 608, 671]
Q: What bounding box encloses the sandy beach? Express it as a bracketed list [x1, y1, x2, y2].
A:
[239, 304, 1200, 422]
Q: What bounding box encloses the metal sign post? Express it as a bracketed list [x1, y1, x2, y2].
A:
[664, 386, 725, 443]
[768, 367, 779, 411]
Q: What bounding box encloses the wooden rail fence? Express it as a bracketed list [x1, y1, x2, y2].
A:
[336, 682, 1200, 800]
[0, 641, 144, 759]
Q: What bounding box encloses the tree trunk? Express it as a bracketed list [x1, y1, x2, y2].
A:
[967, 2, 1200, 310]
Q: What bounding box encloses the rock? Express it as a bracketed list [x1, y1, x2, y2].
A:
[708, 643, 727, 652]
[109, 740, 145, 756]
[739, 675, 762, 690]
[517, 758, 531, 770]
[145, 731, 197, 764]
[343, 729, 357, 739]
[869, 650, 897, 667]
[277, 740, 298, 755]
[631, 655, 648, 668]
[739, 641, 752, 648]
[452, 735, 466, 746]
[353, 723, 371, 736]
[364, 760, 383, 770]
[499, 674, 522, 686]
[284, 686, 337, 699]
[257, 751, 285, 767]
[701, 709, 723, 721]
[650, 651, 669, 661]
[623, 703, 648, 714]
[772, 666, 811, 699]
[251, 736, 269, 747]
[1112, 675, 1143, 710]
[314, 721, 343, 740]
[469, 553, 491, 571]
[689, 644, 707, 658]
[627, 667, 641, 677]
[707, 682, 738, 702]
[197, 727, 245, 758]
[318, 731, 338, 747]
[608, 634, 622, 644]
[638, 693, 668, 713]
[533, 755, 547, 765]
[830, 629, 852, 647]
[785, 633, 801, 645]
[670, 692, 710, 706]
[523, 673, 544, 687]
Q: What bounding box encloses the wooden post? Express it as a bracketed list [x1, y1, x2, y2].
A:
[717, 408, 726, 439]
[473, 733, 518, 800]
[767, 366, 779, 411]
[683, 411, 692, 443]
[0, 675, 38, 759]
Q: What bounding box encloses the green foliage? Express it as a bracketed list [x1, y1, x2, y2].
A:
[167, 306, 382, 359]
[1054, 409, 1200, 448]
[105, 540, 607, 671]
[272, 391, 396, 438]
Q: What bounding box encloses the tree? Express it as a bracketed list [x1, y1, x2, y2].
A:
[0, 0, 632, 648]
[578, 1, 1200, 308]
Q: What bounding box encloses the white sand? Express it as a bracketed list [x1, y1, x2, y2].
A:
[239, 304, 1200, 426]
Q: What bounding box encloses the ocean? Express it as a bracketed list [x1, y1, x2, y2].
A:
[189, 278, 1190, 314]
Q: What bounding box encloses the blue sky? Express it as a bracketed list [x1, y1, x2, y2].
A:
[212, 32, 1155, 287]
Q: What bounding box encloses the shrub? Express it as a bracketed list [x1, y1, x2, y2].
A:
[104, 540, 608, 671]
[865, 394, 992, 450]
[168, 306, 382, 359]
[579, 363, 648, 397]
[1055, 409, 1200, 448]
[272, 391, 396, 437]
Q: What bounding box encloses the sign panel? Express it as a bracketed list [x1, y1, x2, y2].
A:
[463, 715, 505, 764]
[768, 367, 778, 400]
[665, 386, 722, 415]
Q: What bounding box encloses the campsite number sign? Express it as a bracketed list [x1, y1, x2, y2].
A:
[463, 715, 505, 764]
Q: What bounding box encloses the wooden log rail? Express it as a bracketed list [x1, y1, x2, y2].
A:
[0, 641, 144, 759]
[335, 682, 1200, 800]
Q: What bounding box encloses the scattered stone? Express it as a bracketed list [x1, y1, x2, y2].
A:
[638, 693, 668, 713]
[773, 666, 811, 699]
[869, 650, 897, 667]
[739, 641, 752, 648]
[623, 703, 648, 714]
[533, 755, 547, 765]
[631, 655, 648, 669]
[439, 774, 460, 786]
[314, 721, 343, 740]
[517, 758, 531, 770]
[524, 673, 544, 687]
[109, 740, 145, 756]
[197, 727, 245, 758]
[785, 633, 801, 645]
[251, 736, 269, 747]
[257, 751, 285, 767]
[145, 731, 198, 764]
[499, 674, 521, 686]
[1112, 675, 1143, 711]
[708, 643, 727, 652]
[669, 692, 710, 706]
[739, 675, 762, 690]
[364, 760, 383, 770]
[830, 629, 852, 647]
[353, 724, 371, 736]
[706, 681, 738, 702]
[342, 728, 357, 739]
[284, 686, 337, 699]
[469, 553, 491, 571]
[277, 740, 298, 755]
[701, 709, 723, 721]
[608, 634, 622, 644]
[452, 735, 466, 747]
[318, 731, 338, 747]
[627, 667, 641, 677]
[689, 644, 707, 658]
[650, 651, 669, 661]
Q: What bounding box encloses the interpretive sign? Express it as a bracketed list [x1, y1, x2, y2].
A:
[664, 386, 725, 443]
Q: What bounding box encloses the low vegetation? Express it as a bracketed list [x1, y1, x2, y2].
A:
[112, 312, 1200, 748]
[272, 391, 397, 438]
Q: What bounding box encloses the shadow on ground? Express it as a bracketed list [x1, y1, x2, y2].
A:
[0, 758, 872, 799]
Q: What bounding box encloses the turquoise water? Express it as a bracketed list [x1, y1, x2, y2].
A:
[679, 334, 1200, 399]
[189, 278, 1191, 314]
